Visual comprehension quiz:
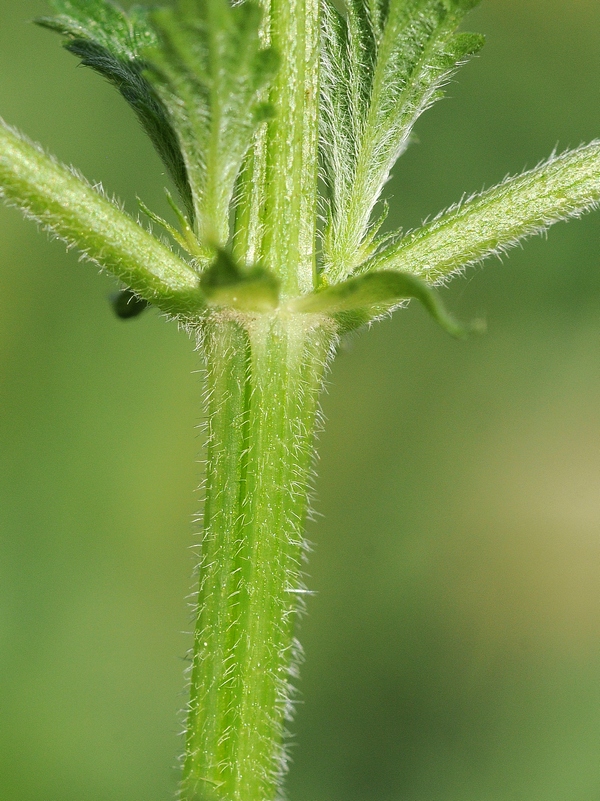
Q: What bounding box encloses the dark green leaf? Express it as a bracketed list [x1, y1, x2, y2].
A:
[36, 0, 194, 221]
[112, 287, 151, 319]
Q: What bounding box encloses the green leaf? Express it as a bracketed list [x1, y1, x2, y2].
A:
[321, 0, 484, 281]
[144, 0, 280, 247]
[200, 250, 280, 312]
[289, 269, 476, 337]
[36, 0, 194, 222]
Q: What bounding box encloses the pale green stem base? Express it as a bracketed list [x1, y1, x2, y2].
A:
[181, 312, 337, 801]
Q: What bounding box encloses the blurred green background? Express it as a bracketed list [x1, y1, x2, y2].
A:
[2, 1, 600, 799]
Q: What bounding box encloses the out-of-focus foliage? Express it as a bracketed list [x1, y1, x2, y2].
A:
[1, 2, 600, 801]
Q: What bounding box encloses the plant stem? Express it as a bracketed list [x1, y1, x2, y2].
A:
[181, 312, 336, 801]
[234, 0, 320, 297]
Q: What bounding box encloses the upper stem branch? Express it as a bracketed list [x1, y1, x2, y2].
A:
[0, 118, 204, 316]
[365, 141, 600, 282]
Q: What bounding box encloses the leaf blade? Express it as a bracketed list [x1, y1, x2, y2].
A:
[0, 118, 204, 317]
[321, 0, 484, 281]
[145, 0, 280, 247]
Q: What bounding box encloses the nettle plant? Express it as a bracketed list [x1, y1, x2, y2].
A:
[2, 0, 600, 799]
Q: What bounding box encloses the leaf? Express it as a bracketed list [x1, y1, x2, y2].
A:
[364, 141, 600, 282]
[321, 0, 484, 281]
[289, 270, 477, 336]
[200, 249, 280, 312]
[36, 0, 194, 222]
[144, 0, 280, 246]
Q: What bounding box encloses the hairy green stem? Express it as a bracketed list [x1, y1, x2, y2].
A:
[182, 312, 336, 801]
[263, 0, 320, 296]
